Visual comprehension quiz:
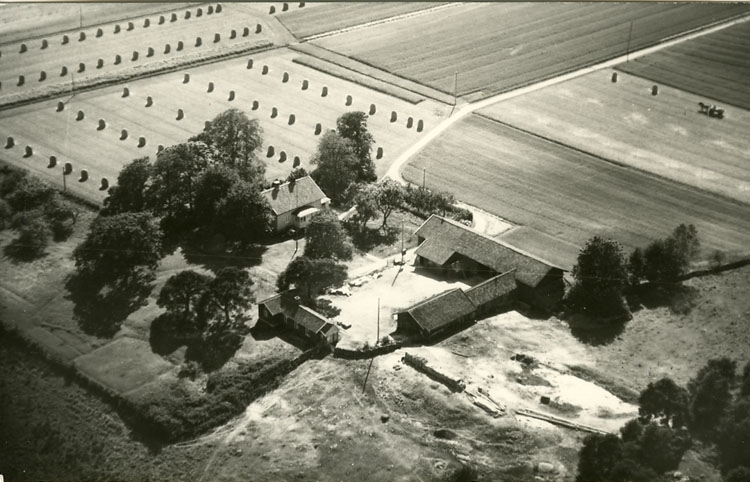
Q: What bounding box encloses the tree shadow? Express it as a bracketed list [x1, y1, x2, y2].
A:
[628, 283, 700, 316]
[65, 268, 155, 338]
[184, 327, 246, 372]
[180, 232, 266, 274]
[347, 225, 398, 252]
[3, 239, 47, 263]
[564, 312, 627, 346]
[149, 312, 199, 356]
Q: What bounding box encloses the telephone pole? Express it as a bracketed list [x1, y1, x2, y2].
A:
[626, 20, 634, 63]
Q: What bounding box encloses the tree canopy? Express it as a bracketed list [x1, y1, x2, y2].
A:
[102, 157, 152, 216]
[688, 357, 737, 438]
[200, 267, 254, 330]
[310, 130, 359, 205]
[336, 111, 376, 183]
[638, 377, 690, 428]
[570, 236, 629, 317]
[147, 143, 210, 223]
[304, 209, 353, 261]
[157, 270, 212, 323]
[277, 256, 347, 303]
[641, 224, 700, 283]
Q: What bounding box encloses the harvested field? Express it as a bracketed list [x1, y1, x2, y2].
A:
[403, 114, 750, 256]
[618, 20, 750, 109]
[277, 2, 446, 39]
[479, 70, 750, 205]
[316, 3, 750, 100]
[0, 48, 445, 204]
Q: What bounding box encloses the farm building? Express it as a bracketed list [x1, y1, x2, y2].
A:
[414, 215, 566, 312]
[464, 270, 517, 316]
[261, 176, 330, 233]
[257, 293, 339, 346]
[395, 288, 476, 340]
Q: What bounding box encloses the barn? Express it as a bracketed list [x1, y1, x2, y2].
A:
[261, 176, 330, 233]
[395, 288, 476, 340]
[257, 293, 339, 346]
[413, 215, 566, 312]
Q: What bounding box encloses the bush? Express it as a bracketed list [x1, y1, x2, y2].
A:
[13, 218, 51, 258]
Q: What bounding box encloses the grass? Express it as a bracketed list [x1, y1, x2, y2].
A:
[618, 20, 750, 110]
[479, 70, 750, 205]
[403, 114, 750, 255]
[315, 3, 750, 99]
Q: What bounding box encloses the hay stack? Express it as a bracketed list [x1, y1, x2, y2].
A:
[282, 72, 289, 83]
[20, 43, 27, 53]
[228, 90, 235, 101]
[267, 146, 275, 157]
[369, 104, 376, 115]
[147, 47, 154, 57]
[114, 54, 121, 65]
[293, 156, 300, 167]
[345, 94, 352, 106]
[208, 5, 214, 14]
[243, 27, 249, 37]
[288, 114, 295, 125]
[138, 137, 146, 148]
[62, 35, 69, 45]
[5, 136, 14, 149]
[321, 86, 328, 97]
[197, 7, 203, 16]
[56, 101, 64, 112]
[127, 21, 134, 30]
[271, 107, 278, 118]
[376, 147, 383, 159]
[390, 111, 397, 122]
[230, 29, 237, 39]
[145, 96, 153, 107]
[283, 3, 289, 12]
[183, 73, 190, 83]
[120, 129, 128, 140]
[314, 123, 322, 135]
[279, 151, 287, 162]
[39, 71, 46, 82]
[122, 86, 130, 97]
[96, 27, 103, 37]
[216, 4, 222, 13]
[76, 110, 84, 121]
[78, 62, 85, 73]
[214, 33, 220, 43]
[24, 146, 33, 157]
[171, 13, 177, 22]
[131, 51, 138, 61]
[114, 25, 121, 34]
[177, 41, 184, 51]
[41, 39, 48, 49]
[79, 169, 88, 182]
[96, 58, 104, 69]
[407, 117, 413, 128]
[176, 109, 184, 120]
[97, 119, 106, 130]
[17, 75, 24, 86]
[256, 24, 262, 33]
[252, 100, 259, 110]
[99, 178, 109, 190]
[164, 44, 171, 54]
[269, 5, 276, 14]
[144, 18, 150, 27]
[417, 119, 424, 132]
[302, 79, 308, 90]
[247, 58, 253, 69]
[48, 156, 58, 168]
[185, 11, 191, 19]
[63, 162, 73, 175]
[262, 65, 269, 75]
[159, 15, 165, 24]
[195, 37, 202, 47]
[60, 66, 68, 76]
[79, 32, 85, 41]
[207, 82, 214, 93]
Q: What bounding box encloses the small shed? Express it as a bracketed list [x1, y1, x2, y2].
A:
[257, 294, 339, 346]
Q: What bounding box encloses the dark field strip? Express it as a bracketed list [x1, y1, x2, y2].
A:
[618, 20, 750, 110]
[403, 115, 750, 255]
[317, 3, 750, 99]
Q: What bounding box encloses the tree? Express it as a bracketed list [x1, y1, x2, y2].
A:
[725, 467, 750, 482]
[628, 247, 646, 286]
[0, 198, 13, 230]
[200, 267, 253, 330]
[101, 157, 152, 216]
[277, 256, 347, 303]
[44, 192, 77, 240]
[5, 174, 54, 212]
[336, 111, 376, 183]
[304, 209, 353, 261]
[688, 357, 737, 438]
[190, 108, 265, 184]
[286, 167, 308, 183]
[73, 212, 162, 279]
[570, 236, 629, 316]
[576, 433, 623, 482]
[670, 223, 700, 264]
[643, 224, 700, 282]
[742, 361, 750, 397]
[310, 131, 359, 205]
[637, 423, 691, 474]
[350, 183, 378, 230]
[193, 165, 243, 231]
[373, 179, 404, 229]
[213, 180, 273, 244]
[716, 398, 750, 475]
[10, 218, 51, 258]
[638, 377, 690, 428]
[157, 270, 212, 322]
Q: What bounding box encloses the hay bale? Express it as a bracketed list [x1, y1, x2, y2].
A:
[345, 94, 352, 106]
[247, 58, 253, 69]
[293, 156, 300, 167]
[262, 65, 268, 75]
[145, 96, 153, 107]
[157, 144, 164, 153]
[266, 146, 274, 157]
[159, 15, 165, 24]
[143, 18, 150, 27]
[228, 90, 235, 101]
[256, 23, 262, 33]
[96, 58, 104, 69]
[390, 111, 397, 122]
[314, 123, 321, 135]
[77, 62, 85, 73]
[62, 35, 69, 45]
[60, 66, 68, 76]
[79, 169, 88, 182]
[17, 75, 24, 86]
[269, 5, 276, 14]
[252, 100, 259, 110]
[279, 151, 287, 162]
[271, 107, 278, 118]
[147, 47, 154, 57]
[197, 7, 203, 16]
[216, 4, 222, 13]
[138, 137, 146, 148]
[407, 117, 413, 128]
[56, 101, 64, 112]
[611, 72, 618, 83]
[171, 12, 177, 22]
[120, 129, 128, 140]
[97, 119, 106, 130]
[321, 86, 328, 97]
[122, 87, 130, 97]
[127, 21, 134, 30]
[652, 85, 659, 96]
[242, 26, 249, 37]
[24, 145, 33, 157]
[185, 11, 191, 19]
[299, 2, 305, 7]
[76, 110, 84, 121]
[41, 39, 48, 49]
[183, 73, 190, 83]
[19, 43, 27, 53]
[214, 33, 220, 43]
[63, 162, 73, 175]
[131, 51, 138, 61]
[204, 121, 210, 130]
[39, 71, 46, 82]
[288, 114, 295, 125]
[176, 109, 184, 120]
[79, 32, 85, 41]
[302, 79, 308, 90]
[230, 29, 237, 39]
[5, 136, 14, 148]
[283, 3, 289, 12]
[99, 178, 109, 190]
[207, 5, 214, 14]
[164, 43, 171, 54]
[369, 103, 376, 115]
[114, 54, 121, 65]
[282, 71, 289, 82]
[376, 147, 383, 159]
[207, 82, 214, 93]
[177, 41, 184, 51]
[48, 156, 58, 168]
[195, 37, 202, 47]
[114, 25, 121, 34]
[417, 119, 424, 132]
[96, 27, 103, 37]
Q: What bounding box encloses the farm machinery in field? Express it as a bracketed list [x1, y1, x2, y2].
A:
[698, 102, 725, 119]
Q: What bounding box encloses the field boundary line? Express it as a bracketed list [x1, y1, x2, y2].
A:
[473, 112, 750, 210]
[300, 3, 462, 42]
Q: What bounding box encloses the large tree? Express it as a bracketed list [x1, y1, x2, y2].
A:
[310, 131, 359, 205]
[638, 377, 690, 428]
[304, 209, 353, 261]
[688, 357, 737, 438]
[336, 111, 376, 183]
[350, 183, 378, 230]
[373, 179, 404, 229]
[277, 256, 347, 303]
[716, 397, 750, 476]
[200, 267, 254, 330]
[157, 270, 212, 323]
[101, 157, 152, 216]
[190, 108, 265, 184]
[570, 236, 629, 317]
[643, 224, 701, 283]
[5, 173, 54, 212]
[576, 433, 623, 482]
[73, 212, 162, 279]
[193, 165, 244, 230]
[214, 180, 273, 244]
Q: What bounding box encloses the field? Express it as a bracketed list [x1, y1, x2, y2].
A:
[0, 48, 446, 203]
[277, 2, 445, 39]
[479, 70, 750, 205]
[618, 20, 750, 109]
[315, 3, 750, 100]
[403, 114, 750, 256]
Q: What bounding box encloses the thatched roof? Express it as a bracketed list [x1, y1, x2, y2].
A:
[261, 176, 328, 216]
[403, 288, 476, 334]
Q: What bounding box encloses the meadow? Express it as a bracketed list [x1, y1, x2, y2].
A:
[618, 20, 750, 109]
[403, 114, 750, 256]
[479, 70, 750, 205]
[315, 3, 750, 100]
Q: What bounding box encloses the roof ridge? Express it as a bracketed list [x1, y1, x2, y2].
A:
[407, 287, 466, 312]
[465, 269, 517, 292]
[260, 175, 313, 194]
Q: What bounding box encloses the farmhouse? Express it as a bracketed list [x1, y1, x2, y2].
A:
[414, 215, 566, 312]
[261, 176, 330, 233]
[257, 293, 340, 346]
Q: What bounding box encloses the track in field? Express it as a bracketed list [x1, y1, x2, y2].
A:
[403, 114, 750, 255]
[617, 20, 750, 110]
[479, 70, 750, 205]
[315, 3, 750, 100]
